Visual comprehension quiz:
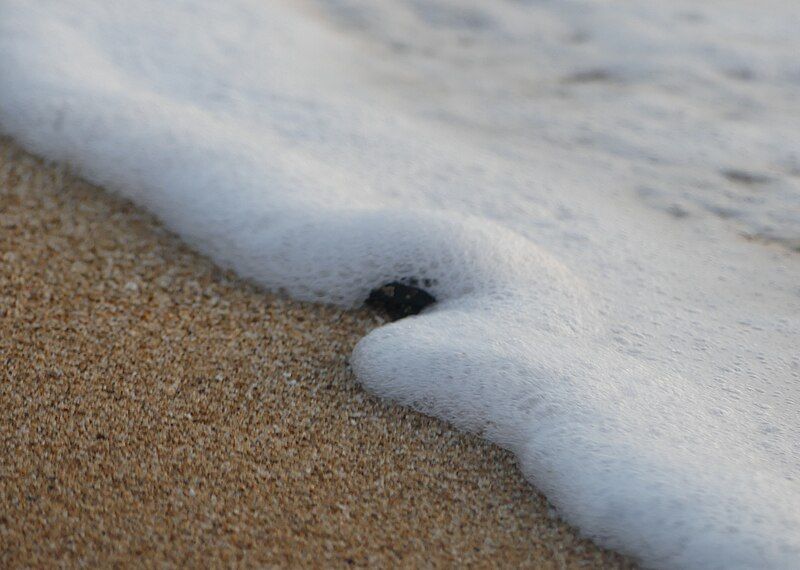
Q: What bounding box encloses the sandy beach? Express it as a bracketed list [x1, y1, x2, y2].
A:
[0, 138, 633, 567]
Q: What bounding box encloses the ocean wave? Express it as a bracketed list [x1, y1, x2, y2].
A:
[2, 1, 799, 567]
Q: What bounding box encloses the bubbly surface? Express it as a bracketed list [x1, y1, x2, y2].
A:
[1, 1, 799, 567]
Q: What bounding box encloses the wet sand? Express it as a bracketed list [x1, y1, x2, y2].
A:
[0, 138, 634, 568]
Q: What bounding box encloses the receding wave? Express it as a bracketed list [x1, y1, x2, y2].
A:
[2, 1, 799, 567]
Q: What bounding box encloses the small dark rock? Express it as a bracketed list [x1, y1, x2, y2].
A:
[366, 281, 436, 321]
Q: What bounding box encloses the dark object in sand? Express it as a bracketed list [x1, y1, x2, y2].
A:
[366, 281, 436, 321]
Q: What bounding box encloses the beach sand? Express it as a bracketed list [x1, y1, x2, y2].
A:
[0, 138, 633, 568]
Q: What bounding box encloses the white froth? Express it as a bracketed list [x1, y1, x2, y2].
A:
[1, 1, 799, 567]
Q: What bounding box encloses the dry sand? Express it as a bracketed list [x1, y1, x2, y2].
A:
[0, 138, 634, 568]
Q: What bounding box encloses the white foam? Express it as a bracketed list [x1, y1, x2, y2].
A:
[1, 1, 799, 567]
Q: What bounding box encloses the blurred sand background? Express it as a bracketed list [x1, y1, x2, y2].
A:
[0, 138, 633, 567]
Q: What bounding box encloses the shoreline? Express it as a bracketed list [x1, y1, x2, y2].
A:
[0, 139, 634, 567]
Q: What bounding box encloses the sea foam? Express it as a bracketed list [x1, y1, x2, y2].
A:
[1, 1, 799, 567]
